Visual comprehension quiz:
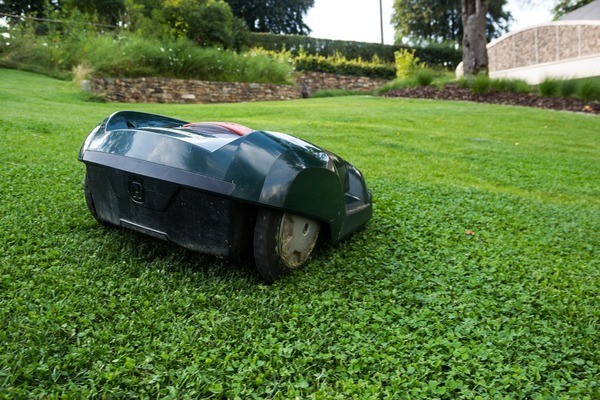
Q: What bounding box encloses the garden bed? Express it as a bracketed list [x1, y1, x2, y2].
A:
[381, 84, 600, 115]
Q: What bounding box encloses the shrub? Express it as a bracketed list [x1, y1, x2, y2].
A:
[0, 9, 101, 79]
[576, 78, 600, 102]
[413, 68, 435, 87]
[374, 78, 415, 95]
[293, 51, 395, 79]
[248, 33, 462, 69]
[0, 26, 294, 84]
[456, 76, 531, 95]
[455, 77, 471, 89]
[559, 79, 577, 98]
[248, 47, 294, 64]
[394, 48, 421, 79]
[311, 89, 369, 98]
[538, 77, 600, 102]
[249, 33, 397, 61]
[490, 78, 531, 94]
[539, 78, 561, 97]
[72, 63, 93, 85]
[470, 74, 492, 94]
[375, 68, 452, 95]
[184, 1, 249, 50]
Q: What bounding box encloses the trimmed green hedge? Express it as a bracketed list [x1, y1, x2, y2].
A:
[249, 33, 462, 69]
[249, 33, 397, 61]
[293, 52, 395, 79]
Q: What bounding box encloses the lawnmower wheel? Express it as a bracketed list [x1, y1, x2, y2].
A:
[253, 208, 320, 282]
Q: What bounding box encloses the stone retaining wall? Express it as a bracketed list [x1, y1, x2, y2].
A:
[90, 77, 302, 104]
[89, 72, 388, 104]
[297, 71, 388, 97]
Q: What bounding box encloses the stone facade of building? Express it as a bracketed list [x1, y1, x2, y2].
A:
[488, 22, 600, 72]
[89, 72, 388, 104]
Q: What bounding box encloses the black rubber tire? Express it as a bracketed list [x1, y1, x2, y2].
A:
[253, 208, 319, 283]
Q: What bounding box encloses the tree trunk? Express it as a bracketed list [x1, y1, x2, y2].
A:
[462, 0, 489, 76]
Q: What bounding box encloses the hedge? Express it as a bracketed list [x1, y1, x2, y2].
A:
[293, 53, 395, 79]
[249, 33, 462, 69]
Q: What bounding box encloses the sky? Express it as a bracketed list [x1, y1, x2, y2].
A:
[304, 0, 555, 45]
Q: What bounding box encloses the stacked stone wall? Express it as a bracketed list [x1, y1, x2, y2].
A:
[296, 72, 388, 97]
[89, 72, 388, 104]
[90, 77, 302, 104]
[489, 22, 600, 72]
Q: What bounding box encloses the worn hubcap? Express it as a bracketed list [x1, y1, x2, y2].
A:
[277, 213, 320, 269]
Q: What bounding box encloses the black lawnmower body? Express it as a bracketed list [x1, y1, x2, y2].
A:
[79, 111, 372, 281]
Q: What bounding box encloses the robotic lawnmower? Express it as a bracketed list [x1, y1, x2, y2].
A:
[79, 111, 372, 282]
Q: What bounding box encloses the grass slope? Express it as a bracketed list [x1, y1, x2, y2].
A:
[1, 68, 598, 398]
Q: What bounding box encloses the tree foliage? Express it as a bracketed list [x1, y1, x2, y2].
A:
[0, 0, 49, 16]
[392, 0, 511, 45]
[65, 0, 125, 25]
[0, 0, 126, 25]
[0, 0, 317, 48]
[184, 1, 249, 49]
[0, 0, 250, 50]
[224, 0, 314, 35]
[552, 0, 594, 19]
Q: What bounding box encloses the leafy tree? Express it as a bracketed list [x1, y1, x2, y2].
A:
[64, 0, 126, 25]
[138, 0, 248, 50]
[392, 0, 511, 45]
[119, 0, 174, 38]
[552, 0, 594, 19]
[129, 0, 163, 16]
[185, 1, 249, 49]
[224, 0, 314, 35]
[0, 0, 125, 26]
[0, 0, 125, 24]
[1, 0, 249, 49]
[0, 0, 50, 16]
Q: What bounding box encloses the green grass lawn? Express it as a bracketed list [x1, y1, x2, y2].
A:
[1, 68, 598, 398]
